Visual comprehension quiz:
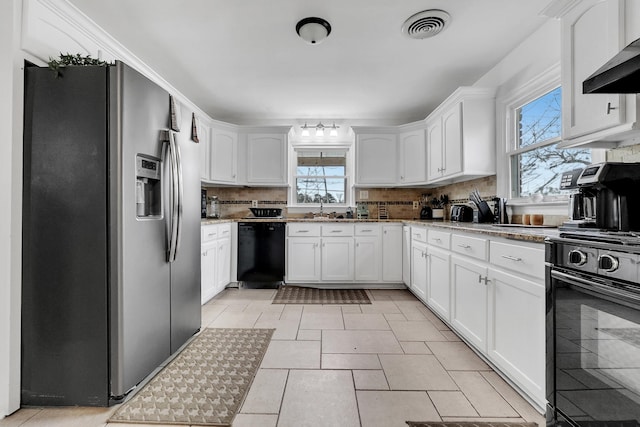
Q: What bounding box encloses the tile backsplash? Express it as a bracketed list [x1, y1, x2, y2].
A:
[204, 175, 497, 220]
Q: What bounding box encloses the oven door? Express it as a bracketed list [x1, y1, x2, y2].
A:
[550, 268, 640, 425]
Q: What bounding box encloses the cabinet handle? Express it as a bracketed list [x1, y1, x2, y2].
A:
[361, 229, 373, 232]
[457, 244, 470, 249]
[607, 102, 617, 114]
[501, 255, 522, 262]
[400, 175, 405, 180]
[384, 230, 387, 234]
[478, 275, 489, 285]
[297, 230, 309, 233]
[432, 238, 442, 243]
[356, 243, 360, 247]
[331, 230, 342, 233]
[208, 233, 216, 237]
[221, 230, 229, 234]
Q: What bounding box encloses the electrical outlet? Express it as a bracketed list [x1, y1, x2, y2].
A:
[413, 201, 419, 209]
[251, 200, 258, 207]
[359, 190, 369, 200]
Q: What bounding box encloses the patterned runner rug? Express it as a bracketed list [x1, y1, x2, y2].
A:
[109, 328, 274, 426]
[272, 286, 371, 304]
[406, 423, 538, 427]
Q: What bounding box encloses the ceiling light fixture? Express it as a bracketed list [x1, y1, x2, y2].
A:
[300, 122, 340, 138]
[296, 17, 332, 44]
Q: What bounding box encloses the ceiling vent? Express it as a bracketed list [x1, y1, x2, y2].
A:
[402, 9, 451, 39]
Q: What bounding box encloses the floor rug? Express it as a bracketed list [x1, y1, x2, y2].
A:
[272, 286, 371, 304]
[406, 423, 538, 427]
[108, 328, 274, 426]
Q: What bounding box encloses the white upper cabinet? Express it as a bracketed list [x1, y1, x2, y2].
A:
[398, 128, 427, 185]
[198, 121, 211, 181]
[559, 0, 640, 148]
[210, 127, 237, 183]
[353, 129, 398, 186]
[426, 87, 496, 184]
[246, 133, 288, 185]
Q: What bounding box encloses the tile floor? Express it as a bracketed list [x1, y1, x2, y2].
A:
[0, 288, 545, 427]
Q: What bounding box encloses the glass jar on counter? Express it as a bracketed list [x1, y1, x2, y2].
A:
[207, 196, 220, 218]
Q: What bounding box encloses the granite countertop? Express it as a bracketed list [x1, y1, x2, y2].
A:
[201, 217, 557, 243]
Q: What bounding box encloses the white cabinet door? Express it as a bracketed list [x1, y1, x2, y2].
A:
[398, 130, 426, 184]
[488, 267, 545, 409]
[426, 119, 443, 182]
[402, 226, 411, 286]
[355, 236, 380, 281]
[322, 237, 354, 281]
[210, 128, 237, 183]
[410, 240, 427, 301]
[355, 134, 397, 185]
[427, 246, 451, 322]
[201, 241, 217, 304]
[561, 0, 624, 140]
[442, 102, 463, 178]
[287, 237, 321, 282]
[215, 237, 231, 293]
[451, 255, 488, 352]
[199, 122, 211, 181]
[382, 225, 403, 282]
[247, 134, 287, 184]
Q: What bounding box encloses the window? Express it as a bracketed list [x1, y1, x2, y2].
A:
[509, 86, 590, 198]
[295, 150, 348, 205]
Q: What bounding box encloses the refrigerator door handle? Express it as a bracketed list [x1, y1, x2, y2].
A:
[166, 132, 179, 263]
[173, 131, 184, 260]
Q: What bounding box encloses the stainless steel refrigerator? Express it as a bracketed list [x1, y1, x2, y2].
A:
[21, 61, 201, 406]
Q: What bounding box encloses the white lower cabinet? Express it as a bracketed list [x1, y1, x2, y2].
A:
[426, 246, 451, 322]
[286, 237, 321, 282]
[201, 223, 232, 304]
[382, 225, 402, 282]
[451, 255, 489, 352]
[322, 237, 354, 281]
[355, 236, 380, 281]
[402, 226, 411, 286]
[410, 240, 428, 301]
[488, 267, 545, 409]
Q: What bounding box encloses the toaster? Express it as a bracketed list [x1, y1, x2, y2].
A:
[450, 205, 473, 222]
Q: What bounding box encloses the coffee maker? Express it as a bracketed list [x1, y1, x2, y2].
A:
[561, 162, 640, 232]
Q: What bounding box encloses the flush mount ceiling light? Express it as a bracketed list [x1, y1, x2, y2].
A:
[402, 9, 451, 39]
[296, 17, 332, 44]
[301, 122, 339, 137]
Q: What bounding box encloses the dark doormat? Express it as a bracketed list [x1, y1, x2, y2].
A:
[406, 423, 538, 427]
[109, 328, 274, 426]
[272, 286, 371, 304]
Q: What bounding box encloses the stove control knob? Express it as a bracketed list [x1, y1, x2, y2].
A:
[598, 254, 619, 273]
[568, 249, 588, 266]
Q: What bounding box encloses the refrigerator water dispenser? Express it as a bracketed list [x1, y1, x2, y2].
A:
[135, 154, 161, 218]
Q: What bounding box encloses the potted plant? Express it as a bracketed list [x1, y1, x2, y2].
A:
[430, 194, 449, 220]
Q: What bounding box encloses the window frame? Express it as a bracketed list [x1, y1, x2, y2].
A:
[288, 145, 352, 210]
[497, 64, 572, 203]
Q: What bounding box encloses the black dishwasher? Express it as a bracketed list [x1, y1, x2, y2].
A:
[237, 222, 285, 288]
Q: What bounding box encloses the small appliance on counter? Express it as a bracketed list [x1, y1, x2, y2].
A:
[201, 189, 207, 218]
[207, 195, 220, 218]
[561, 162, 640, 231]
[492, 197, 508, 224]
[346, 207, 354, 219]
[450, 205, 473, 222]
[419, 205, 432, 220]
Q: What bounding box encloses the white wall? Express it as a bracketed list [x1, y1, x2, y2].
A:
[0, 0, 23, 417]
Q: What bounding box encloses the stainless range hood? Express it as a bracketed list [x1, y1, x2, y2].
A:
[583, 37, 640, 94]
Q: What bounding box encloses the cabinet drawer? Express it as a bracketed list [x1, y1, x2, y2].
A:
[451, 233, 488, 261]
[288, 223, 321, 237]
[201, 224, 218, 242]
[355, 224, 380, 236]
[490, 241, 544, 280]
[411, 226, 427, 243]
[322, 224, 354, 236]
[217, 222, 232, 239]
[428, 229, 451, 250]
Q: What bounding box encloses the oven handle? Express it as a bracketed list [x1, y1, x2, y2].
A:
[551, 269, 640, 307]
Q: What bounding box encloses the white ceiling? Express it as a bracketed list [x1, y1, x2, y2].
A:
[67, 0, 552, 125]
